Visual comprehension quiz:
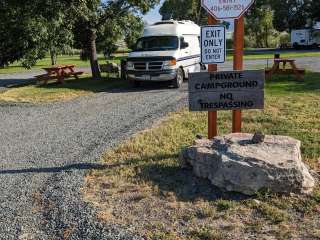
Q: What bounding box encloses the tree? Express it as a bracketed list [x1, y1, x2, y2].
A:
[124, 14, 144, 50]
[260, 8, 275, 47]
[311, 1, 320, 21]
[0, 0, 157, 78]
[73, 0, 159, 80]
[270, 0, 318, 31]
[160, 0, 207, 25]
[0, 0, 74, 68]
[245, 0, 278, 48]
[0, 2, 46, 68]
[46, 13, 74, 65]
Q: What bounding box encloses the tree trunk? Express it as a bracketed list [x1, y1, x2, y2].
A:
[196, 2, 202, 24]
[254, 32, 260, 48]
[265, 28, 269, 48]
[89, 30, 101, 80]
[50, 49, 57, 66]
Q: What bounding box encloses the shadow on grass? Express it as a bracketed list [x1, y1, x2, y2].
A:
[266, 72, 320, 93]
[38, 72, 320, 94]
[0, 64, 50, 73]
[36, 76, 184, 94]
[6, 72, 319, 96]
[35, 76, 130, 93]
[134, 153, 249, 202]
[0, 162, 122, 175]
[0, 79, 36, 88]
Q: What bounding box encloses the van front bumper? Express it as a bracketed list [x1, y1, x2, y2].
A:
[127, 70, 177, 82]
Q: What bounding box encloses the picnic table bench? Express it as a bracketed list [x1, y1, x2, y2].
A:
[35, 65, 84, 84]
[265, 58, 305, 79]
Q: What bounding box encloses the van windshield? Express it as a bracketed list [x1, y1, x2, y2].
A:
[134, 36, 179, 51]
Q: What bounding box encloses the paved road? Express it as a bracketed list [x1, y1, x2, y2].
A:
[219, 56, 320, 72]
[0, 55, 319, 239]
[1, 57, 319, 89]
[240, 48, 320, 55]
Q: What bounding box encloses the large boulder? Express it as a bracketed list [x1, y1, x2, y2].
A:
[180, 133, 315, 195]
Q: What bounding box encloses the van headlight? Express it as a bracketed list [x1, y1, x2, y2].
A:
[163, 59, 177, 70]
[126, 61, 134, 70]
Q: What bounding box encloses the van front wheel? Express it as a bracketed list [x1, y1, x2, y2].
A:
[131, 80, 141, 88]
[172, 68, 184, 88]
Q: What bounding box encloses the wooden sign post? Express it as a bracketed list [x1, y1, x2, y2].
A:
[233, 16, 245, 133]
[208, 15, 218, 139]
[200, 0, 256, 137]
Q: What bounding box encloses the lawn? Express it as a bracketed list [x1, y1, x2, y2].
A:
[0, 75, 128, 103]
[84, 73, 320, 239]
[1, 50, 319, 75]
[0, 54, 124, 75]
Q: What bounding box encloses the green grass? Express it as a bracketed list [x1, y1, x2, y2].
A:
[0, 75, 128, 103]
[84, 72, 320, 239]
[1, 50, 319, 74]
[0, 54, 125, 75]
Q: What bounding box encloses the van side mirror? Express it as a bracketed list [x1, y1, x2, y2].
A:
[181, 42, 189, 49]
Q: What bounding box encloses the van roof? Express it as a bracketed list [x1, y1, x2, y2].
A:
[143, 20, 200, 37]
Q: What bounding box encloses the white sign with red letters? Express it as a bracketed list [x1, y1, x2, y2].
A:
[201, 0, 255, 19]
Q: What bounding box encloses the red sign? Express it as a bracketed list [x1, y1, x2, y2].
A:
[202, 0, 255, 19]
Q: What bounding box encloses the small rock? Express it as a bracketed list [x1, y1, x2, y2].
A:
[310, 170, 320, 182]
[19, 233, 35, 240]
[196, 134, 204, 139]
[252, 131, 265, 144]
[253, 199, 261, 205]
[179, 150, 191, 169]
[290, 192, 297, 197]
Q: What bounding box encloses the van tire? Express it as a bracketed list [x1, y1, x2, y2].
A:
[173, 68, 184, 88]
[132, 80, 141, 88]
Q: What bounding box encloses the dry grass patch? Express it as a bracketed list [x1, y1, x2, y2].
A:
[0, 85, 89, 103]
[84, 73, 320, 239]
[0, 76, 127, 103]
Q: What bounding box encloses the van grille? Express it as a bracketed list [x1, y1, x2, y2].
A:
[134, 62, 147, 70]
[148, 62, 163, 71]
[133, 62, 163, 71]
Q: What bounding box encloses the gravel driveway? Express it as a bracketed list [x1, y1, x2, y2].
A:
[0, 86, 188, 239]
[0, 56, 319, 239]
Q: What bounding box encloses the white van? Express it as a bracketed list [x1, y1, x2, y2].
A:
[126, 20, 201, 88]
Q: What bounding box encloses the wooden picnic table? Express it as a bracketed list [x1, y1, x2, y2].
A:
[265, 58, 305, 79]
[35, 65, 84, 84]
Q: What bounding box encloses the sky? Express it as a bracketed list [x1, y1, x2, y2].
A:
[143, 0, 164, 24]
[142, 0, 234, 34]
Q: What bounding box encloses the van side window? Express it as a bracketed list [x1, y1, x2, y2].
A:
[180, 37, 185, 48]
[180, 37, 189, 49]
[183, 35, 200, 48]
